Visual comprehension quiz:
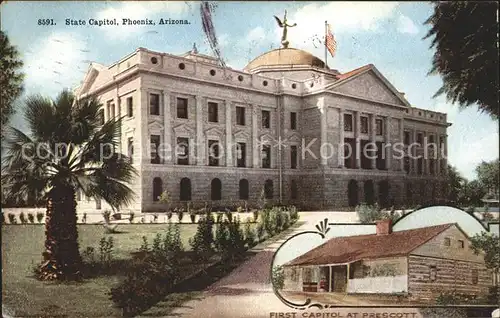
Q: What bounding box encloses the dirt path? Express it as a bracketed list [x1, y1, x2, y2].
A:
[151, 212, 360, 318]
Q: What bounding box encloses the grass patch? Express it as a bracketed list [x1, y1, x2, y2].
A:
[1, 224, 198, 317]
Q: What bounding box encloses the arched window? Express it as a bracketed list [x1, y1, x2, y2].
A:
[153, 177, 163, 202]
[180, 178, 191, 201]
[211, 178, 222, 200]
[406, 183, 413, 203]
[347, 179, 359, 207]
[291, 180, 298, 200]
[264, 179, 273, 199]
[364, 180, 375, 205]
[378, 180, 390, 208]
[239, 179, 249, 200]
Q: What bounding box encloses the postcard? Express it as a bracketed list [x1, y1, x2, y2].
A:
[1, 1, 499, 318]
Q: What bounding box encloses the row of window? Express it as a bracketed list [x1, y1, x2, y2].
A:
[147, 137, 299, 168]
[443, 237, 465, 249]
[344, 113, 384, 135]
[152, 177, 299, 202]
[343, 139, 387, 170]
[403, 131, 445, 148]
[403, 157, 443, 175]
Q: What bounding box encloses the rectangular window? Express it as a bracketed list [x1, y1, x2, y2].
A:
[458, 240, 465, 249]
[176, 137, 189, 165]
[417, 157, 423, 175]
[262, 110, 270, 129]
[404, 131, 411, 146]
[439, 136, 445, 150]
[376, 119, 383, 136]
[417, 133, 423, 145]
[344, 138, 356, 169]
[444, 237, 451, 246]
[208, 102, 218, 122]
[150, 94, 160, 115]
[429, 266, 437, 282]
[177, 97, 188, 119]
[376, 141, 386, 170]
[360, 116, 369, 134]
[127, 137, 134, 164]
[237, 142, 246, 167]
[262, 144, 271, 168]
[127, 97, 133, 117]
[290, 145, 298, 169]
[208, 140, 220, 166]
[98, 109, 105, 125]
[290, 112, 297, 130]
[344, 114, 353, 132]
[236, 106, 245, 125]
[428, 134, 435, 144]
[429, 159, 435, 175]
[404, 156, 410, 174]
[472, 268, 478, 284]
[150, 135, 161, 164]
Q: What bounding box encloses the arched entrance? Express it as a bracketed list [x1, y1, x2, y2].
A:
[347, 179, 359, 207]
[364, 180, 375, 205]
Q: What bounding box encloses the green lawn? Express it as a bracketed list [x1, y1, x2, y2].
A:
[2, 224, 199, 317]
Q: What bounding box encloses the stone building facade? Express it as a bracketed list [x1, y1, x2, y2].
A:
[75, 46, 449, 213]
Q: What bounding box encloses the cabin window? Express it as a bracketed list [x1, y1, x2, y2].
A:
[429, 265, 437, 282]
[291, 268, 299, 282]
[458, 240, 465, 249]
[444, 237, 451, 246]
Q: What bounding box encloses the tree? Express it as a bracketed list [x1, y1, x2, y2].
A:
[476, 159, 499, 198]
[0, 31, 24, 137]
[1, 90, 137, 280]
[446, 164, 464, 204]
[459, 179, 487, 206]
[424, 2, 499, 119]
[470, 232, 500, 287]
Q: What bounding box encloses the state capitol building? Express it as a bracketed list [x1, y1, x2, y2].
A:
[75, 41, 449, 213]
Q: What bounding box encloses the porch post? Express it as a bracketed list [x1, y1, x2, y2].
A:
[346, 263, 350, 291]
[329, 266, 332, 292]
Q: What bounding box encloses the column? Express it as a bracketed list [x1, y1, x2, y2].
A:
[163, 91, 171, 164]
[355, 111, 361, 169]
[338, 108, 345, 168]
[412, 130, 417, 175]
[423, 132, 429, 175]
[370, 114, 376, 169]
[385, 116, 391, 170]
[399, 118, 404, 171]
[138, 88, 149, 165]
[320, 104, 328, 166]
[115, 90, 122, 154]
[225, 100, 233, 166]
[442, 135, 448, 175]
[252, 106, 259, 168]
[195, 95, 204, 165]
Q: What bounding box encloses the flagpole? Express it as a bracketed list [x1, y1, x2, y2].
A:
[324, 20, 328, 69]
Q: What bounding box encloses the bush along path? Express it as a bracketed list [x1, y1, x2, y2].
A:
[109, 206, 299, 317]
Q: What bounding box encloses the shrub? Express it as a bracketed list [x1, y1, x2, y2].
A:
[153, 213, 158, 223]
[283, 212, 290, 230]
[112, 213, 121, 220]
[82, 246, 96, 264]
[8, 213, 17, 224]
[244, 222, 256, 248]
[256, 222, 265, 242]
[436, 290, 481, 305]
[102, 210, 112, 223]
[190, 210, 196, 223]
[27, 213, 35, 223]
[271, 265, 285, 290]
[139, 236, 149, 253]
[36, 212, 44, 223]
[483, 212, 495, 222]
[253, 210, 259, 222]
[177, 210, 184, 223]
[289, 206, 299, 223]
[98, 237, 114, 267]
[128, 212, 134, 223]
[19, 212, 27, 224]
[189, 215, 214, 260]
[465, 206, 475, 214]
[1, 213, 4, 224]
[216, 212, 223, 224]
[82, 213, 87, 224]
[166, 211, 173, 222]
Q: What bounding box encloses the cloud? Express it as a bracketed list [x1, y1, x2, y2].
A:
[96, 2, 191, 39]
[23, 32, 90, 96]
[397, 15, 419, 34]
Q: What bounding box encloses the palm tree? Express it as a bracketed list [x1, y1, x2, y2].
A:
[2, 90, 137, 280]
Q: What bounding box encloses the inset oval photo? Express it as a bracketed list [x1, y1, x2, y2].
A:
[271, 206, 499, 309]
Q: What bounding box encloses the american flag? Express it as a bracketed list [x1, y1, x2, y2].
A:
[325, 23, 337, 57]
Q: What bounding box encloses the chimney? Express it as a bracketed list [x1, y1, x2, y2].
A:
[376, 219, 392, 235]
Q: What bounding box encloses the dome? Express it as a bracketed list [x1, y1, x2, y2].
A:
[244, 48, 327, 72]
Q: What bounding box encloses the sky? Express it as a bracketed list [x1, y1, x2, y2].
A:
[1, 1, 498, 180]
